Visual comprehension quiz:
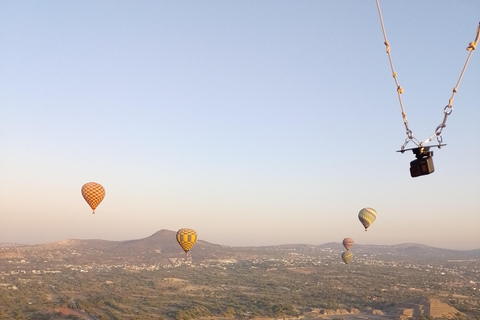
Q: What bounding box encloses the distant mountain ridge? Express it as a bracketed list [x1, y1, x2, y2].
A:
[0, 229, 478, 263]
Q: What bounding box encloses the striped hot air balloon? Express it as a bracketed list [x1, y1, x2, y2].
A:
[81, 182, 105, 214]
[358, 207, 377, 231]
[176, 228, 197, 254]
[341, 251, 353, 264]
[342, 238, 354, 251]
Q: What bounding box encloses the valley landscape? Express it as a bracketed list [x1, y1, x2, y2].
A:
[0, 230, 479, 320]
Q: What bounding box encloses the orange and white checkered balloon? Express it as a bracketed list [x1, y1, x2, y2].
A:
[81, 182, 105, 214]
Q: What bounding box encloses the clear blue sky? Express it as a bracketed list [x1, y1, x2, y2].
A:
[1, 1, 479, 250]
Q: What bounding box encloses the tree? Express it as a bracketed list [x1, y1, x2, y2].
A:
[176, 310, 191, 320]
[225, 307, 235, 317]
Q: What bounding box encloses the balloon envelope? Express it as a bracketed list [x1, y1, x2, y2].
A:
[176, 228, 197, 254]
[358, 207, 377, 231]
[342, 251, 353, 264]
[81, 182, 105, 214]
[342, 238, 354, 250]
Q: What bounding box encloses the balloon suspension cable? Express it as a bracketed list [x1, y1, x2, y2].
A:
[92, 210, 95, 214]
[376, 0, 479, 151]
[375, 0, 418, 151]
[421, 21, 480, 148]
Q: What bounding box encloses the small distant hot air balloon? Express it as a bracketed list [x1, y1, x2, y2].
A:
[81, 182, 105, 214]
[342, 238, 354, 251]
[341, 251, 353, 264]
[176, 228, 197, 254]
[358, 207, 377, 231]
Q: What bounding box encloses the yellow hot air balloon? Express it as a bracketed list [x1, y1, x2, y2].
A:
[81, 182, 105, 214]
[342, 238, 354, 251]
[358, 207, 377, 231]
[341, 251, 353, 264]
[176, 228, 197, 254]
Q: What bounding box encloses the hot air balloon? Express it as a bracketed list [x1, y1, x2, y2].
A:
[341, 251, 353, 264]
[342, 238, 354, 251]
[81, 182, 105, 214]
[358, 207, 377, 231]
[176, 228, 197, 254]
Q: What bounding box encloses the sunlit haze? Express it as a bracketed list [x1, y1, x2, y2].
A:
[1, 1, 479, 250]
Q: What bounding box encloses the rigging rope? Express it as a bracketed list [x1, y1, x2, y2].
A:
[375, 0, 480, 150]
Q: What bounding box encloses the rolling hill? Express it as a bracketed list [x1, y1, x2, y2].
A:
[0, 229, 478, 265]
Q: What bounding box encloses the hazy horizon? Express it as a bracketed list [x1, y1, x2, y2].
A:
[2, 229, 479, 252]
[1, 2, 479, 250]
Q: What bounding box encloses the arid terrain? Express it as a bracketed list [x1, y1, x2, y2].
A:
[1, 230, 479, 320]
